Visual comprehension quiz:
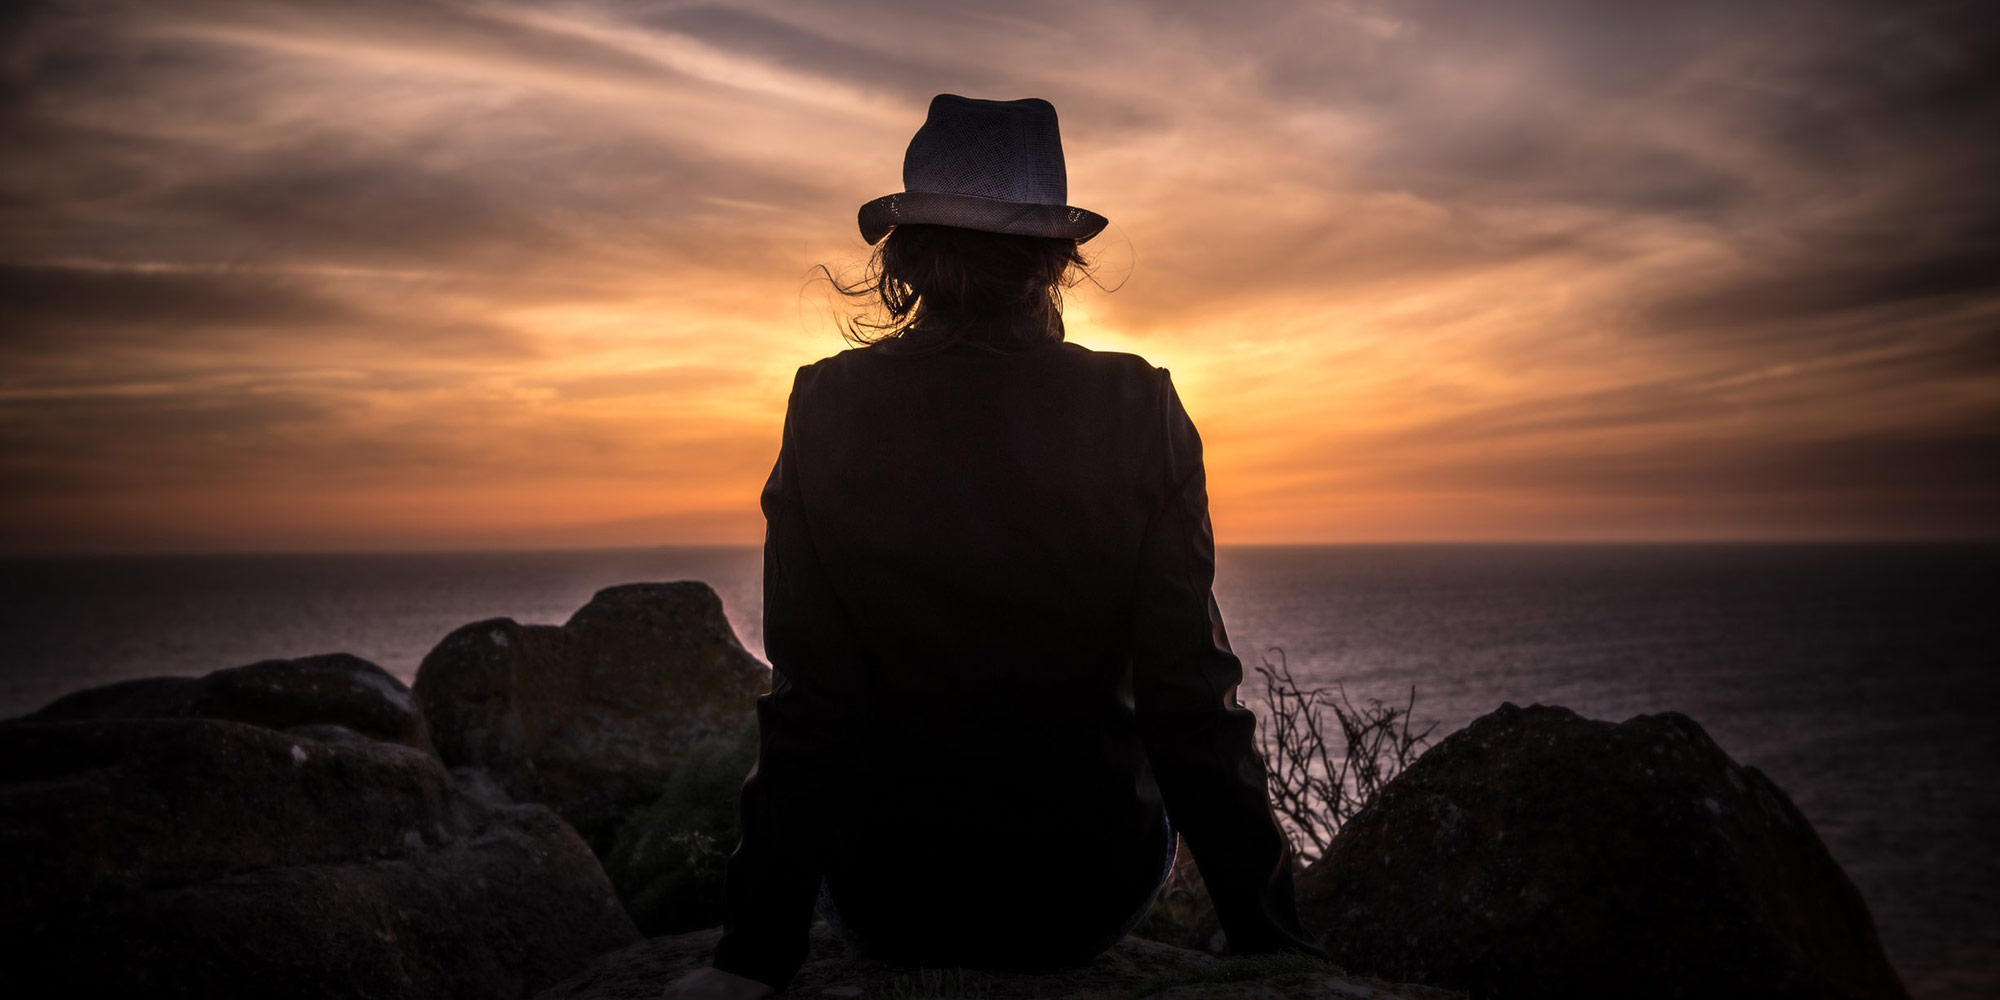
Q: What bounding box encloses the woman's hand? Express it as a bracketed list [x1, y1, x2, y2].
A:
[661, 966, 776, 1000]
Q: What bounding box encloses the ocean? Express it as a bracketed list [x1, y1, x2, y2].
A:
[2, 543, 1993, 998]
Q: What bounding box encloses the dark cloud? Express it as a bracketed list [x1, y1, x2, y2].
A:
[1368, 323, 2000, 455]
[1395, 421, 2000, 510]
[0, 377, 772, 497]
[0, 263, 542, 365]
[1247, 0, 2000, 221]
[0, 386, 352, 490]
[160, 156, 565, 264]
[0, 262, 356, 336]
[4, 109, 834, 275]
[1643, 246, 2000, 335]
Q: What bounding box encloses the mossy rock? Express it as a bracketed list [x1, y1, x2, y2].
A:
[603, 721, 759, 934]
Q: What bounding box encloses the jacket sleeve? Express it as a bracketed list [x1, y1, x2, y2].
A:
[1128, 368, 1326, 959]
[712, 368, 880, 992]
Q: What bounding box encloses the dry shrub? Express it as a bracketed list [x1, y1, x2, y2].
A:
[1253, 648, 1438, 865]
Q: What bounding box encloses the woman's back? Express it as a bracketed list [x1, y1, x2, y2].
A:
[691, 95, 1322, 998]
[780, 338, 1179, 845]
[789, 339, 1163, 732]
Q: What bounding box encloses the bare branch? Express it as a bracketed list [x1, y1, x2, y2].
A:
[1253, 647, 1437, 865]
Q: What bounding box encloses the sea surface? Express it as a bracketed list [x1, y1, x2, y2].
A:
[2, 543, 1993, 998]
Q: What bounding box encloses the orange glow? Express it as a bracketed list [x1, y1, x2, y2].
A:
[4, 1, 1995, 553]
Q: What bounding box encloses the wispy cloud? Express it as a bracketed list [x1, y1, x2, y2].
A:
[3, 0, 1995, 551]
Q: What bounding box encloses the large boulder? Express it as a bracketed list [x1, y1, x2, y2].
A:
[1296, 702, 1908, 1000]
[18, 652, 430, 749]
[414, 582, 767, 853]
[533, 923, 1463, 1000]
[0, 717, 640, 999]
[603, 722, 760, 934]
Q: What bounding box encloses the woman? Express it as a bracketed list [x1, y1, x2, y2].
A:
[666, 95, 1323, 999]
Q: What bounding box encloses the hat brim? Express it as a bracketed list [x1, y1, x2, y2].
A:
[857, 191, 1109, 245]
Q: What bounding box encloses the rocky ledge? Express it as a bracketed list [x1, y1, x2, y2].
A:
[0, 716, 638, 999]
[534, 922, 1465, 1000]
[0, 581, 1910, 999]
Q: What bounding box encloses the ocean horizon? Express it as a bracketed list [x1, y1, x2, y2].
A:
[3, 541, 1993, 998]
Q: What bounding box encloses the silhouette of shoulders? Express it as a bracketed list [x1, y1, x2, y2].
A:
[799, 339, 1162, 381]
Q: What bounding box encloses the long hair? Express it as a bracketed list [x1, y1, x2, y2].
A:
[818, 224, 1096, 355]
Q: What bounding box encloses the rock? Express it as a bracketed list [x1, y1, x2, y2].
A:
[453, 764, 518, 807]
[19, 652, 431, 750]
[414, 581, 767, 854]
[288, 722, 375, 745]
[532, 923, 1462, 1000]
[1296, 702, 1909, 1000]
[21, 674, 195, 718]
[603, 722, 759, 934]
[0, 717, 640, 999]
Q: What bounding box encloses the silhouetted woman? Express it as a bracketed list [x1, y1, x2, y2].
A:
[665, 94, 1324, 1000]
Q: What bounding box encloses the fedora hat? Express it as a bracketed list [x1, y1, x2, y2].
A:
[857, 94, 1109, 245]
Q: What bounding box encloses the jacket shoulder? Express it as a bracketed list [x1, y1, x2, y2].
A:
[787, 347, 869, 392]
[793, 341, 1162, 378]
[1050, 341, 1163, 375]
[1048, 345, 1172, 409]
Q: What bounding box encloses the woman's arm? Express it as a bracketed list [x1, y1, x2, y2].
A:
[1127, 369, 1327, 958]
[709, 367, 880, 994]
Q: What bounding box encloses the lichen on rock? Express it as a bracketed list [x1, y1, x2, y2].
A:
[1296, 702, 1909, 1000]
[414, 581, 767, 855]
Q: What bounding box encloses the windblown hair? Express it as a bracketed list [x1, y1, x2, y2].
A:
[819, 224, 1096, 355]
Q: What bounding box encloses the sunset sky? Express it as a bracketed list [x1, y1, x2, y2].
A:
[3, 0, 1996, 553]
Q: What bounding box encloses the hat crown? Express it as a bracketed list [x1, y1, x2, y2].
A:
[902, 94, 1068, 206]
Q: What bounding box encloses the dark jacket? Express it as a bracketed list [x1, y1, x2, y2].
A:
[711, 337, 1324, 991]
